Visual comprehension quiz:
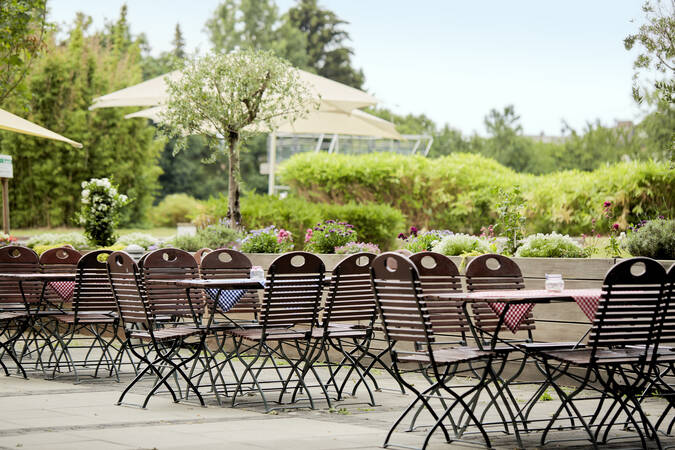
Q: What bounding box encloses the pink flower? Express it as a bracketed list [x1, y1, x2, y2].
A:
[409, 226, 418, 236]
[304, 228, 313, 243]
[612, 223, 619, 230]
[603, 201, 612, 208]
[277, 229, 291, 243]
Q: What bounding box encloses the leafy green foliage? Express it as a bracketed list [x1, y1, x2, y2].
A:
[280, 152, 674, 236]
[622, 218, 675, 259]
[170, 223, 241, 252]
[0, 12, 163, 228]
[149, 193, 204, 227]
[495, 186, 526, 254]
[78, 178, 129, 247]
[26, 232, 89, 250]
[304, 220, 356, 254]
[515, 233, 585, 258]
[114, 232, 159, 250]
[402, 230, 453, 253]
[334, 242, 380, 254]
[431, 234, 491, 256]
[240, 225, 293, 253]
[0, 0, 47, 106]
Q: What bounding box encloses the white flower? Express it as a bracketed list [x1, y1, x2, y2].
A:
[81, 181, 87, 188]
[119, 194, 128, 203]
[82, 189, 90, 198]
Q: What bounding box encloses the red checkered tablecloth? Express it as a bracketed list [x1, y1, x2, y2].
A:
[48, 281, 75, 302]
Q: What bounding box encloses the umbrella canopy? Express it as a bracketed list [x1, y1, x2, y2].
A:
[91, 69, 378, 113]
[0, 108, 83, 148]
[125, 105, 402, 140]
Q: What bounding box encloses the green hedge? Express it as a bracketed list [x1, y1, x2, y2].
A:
[203, 194, 405, 251]
[279, 152, 674, 235]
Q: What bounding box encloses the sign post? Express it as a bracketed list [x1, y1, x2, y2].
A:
[0, 155, 13, 234]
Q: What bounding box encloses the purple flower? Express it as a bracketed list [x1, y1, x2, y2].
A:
[398, 232, 407, 240]
[603, 201, 612, 208]
[612, 223, 619, 230]
[410, 226, 418, 236]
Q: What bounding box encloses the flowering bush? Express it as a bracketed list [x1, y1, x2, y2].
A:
[0, 232, 17, 246]
[335, 242, 381, 254]
[78, 178, 129, 247]
[431, 234, 491, 256]
[26, 232, 89, 250]
[240, 226, 294, 253]
[515, 232, 585, 258]
[400, 229, 453, 253]
[304, 220, 356, 253]
[114, 233, 160, 250]
[622, 218, 674, 259]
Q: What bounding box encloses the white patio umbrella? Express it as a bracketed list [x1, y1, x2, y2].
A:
[0, 108, 83, 148]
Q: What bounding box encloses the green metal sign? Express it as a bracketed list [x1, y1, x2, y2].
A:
[0, 155, 12, 178]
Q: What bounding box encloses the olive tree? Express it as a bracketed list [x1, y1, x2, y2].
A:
[161, 49, 316, 228]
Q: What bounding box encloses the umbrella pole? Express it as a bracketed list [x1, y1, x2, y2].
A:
[268, 132, 277, 196]
[1, 178, 9, 234]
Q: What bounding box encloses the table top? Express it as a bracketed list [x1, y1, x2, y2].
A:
[0, 272, 77, 281]
[147, 278, 265, 290]
[425, 288, 602, 304]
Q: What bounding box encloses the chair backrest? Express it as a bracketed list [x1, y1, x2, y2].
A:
[590, 257, 666, 359]
[465, 254, 533, 334]
[106, 251, 150, 327]
[0, 246, 41, 306]
[199, 249, 258, 316]
[40, 246, 82, 306]
[370, 252, 434, 346]
[323, 253, 377, 327]
[73, 250, 116, 317]
[409, 251, 468, 337]
[193, 248, 213, 265]
[142, 248, 204, 319]
[259, 252, 324, 331]
[663, 264, 675, 345]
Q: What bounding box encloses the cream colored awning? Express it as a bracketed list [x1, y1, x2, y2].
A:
[0, 108, 83, 148]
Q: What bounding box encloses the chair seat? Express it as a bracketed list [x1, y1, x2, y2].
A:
[228, 327, 309, 341]
[540, 347, 646, 366]
[312, 327, 369, 339]
[398, 347, 493, 365]
[130, 327, 201, 342]
[520, 341, 584, 351]
[52, 313, 115, 324]
[0, 311, 28, 321]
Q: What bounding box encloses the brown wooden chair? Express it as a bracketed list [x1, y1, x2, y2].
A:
[193, 248, 212, 265]
[226, 251, 326, 411]
[46, 250, 124, 382]
[39, 246, 82, 311]
[532, 257, 667, 448]
[370, 252, 495, 449]
[107, 251, 206, 408]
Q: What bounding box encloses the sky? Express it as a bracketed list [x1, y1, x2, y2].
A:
[48, 0, 652, 136]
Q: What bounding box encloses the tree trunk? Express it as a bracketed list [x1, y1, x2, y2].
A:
[226, 132, 242, 230]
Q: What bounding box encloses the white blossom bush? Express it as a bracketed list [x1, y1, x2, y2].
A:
[79, 178, 129, 247]
[515, 232, 585, 258]
[431, 234, 491, 256]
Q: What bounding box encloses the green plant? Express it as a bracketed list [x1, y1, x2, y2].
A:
[149, 194, 203, 227]
[400, 229, 453, 253]
[431, 234, 490, 256]
[495, 185, 526, 255]
[622, 218, 675, 259]
[240, 226, 293, 253]
[515, 233, 586, 258]
[305, 220, 356, 254]
[78, 178, 129, 247]
[25, 232, 89, 250]
[170, 222, 241, 252]
[114, 233, 160, 250]
[334, 242, 381, 254]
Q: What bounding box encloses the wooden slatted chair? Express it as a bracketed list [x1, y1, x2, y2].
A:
[226, 251, 326, 411]
[39, 246, 81, 311]
[107, 251, 206, 408]
[370, 252, 495, 449]
[46, 250, 124, 382]
[531, 257, 667, 448]
[193, 248, 212, 266]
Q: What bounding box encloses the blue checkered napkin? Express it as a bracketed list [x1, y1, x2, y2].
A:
[206, 288, 246, 313]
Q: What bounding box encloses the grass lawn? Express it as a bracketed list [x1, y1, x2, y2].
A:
[11, 227, 177, 240]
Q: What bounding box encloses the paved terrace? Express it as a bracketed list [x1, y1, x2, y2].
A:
[0, 360, 673, 450]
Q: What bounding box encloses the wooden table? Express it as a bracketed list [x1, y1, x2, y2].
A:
[146, 278, 264, 290]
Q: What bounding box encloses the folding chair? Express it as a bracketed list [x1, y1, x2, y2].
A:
[531, 257, 667, 448]
[371, 252, 495, 449]
[226, 251, 326, 411]
[39, 246, 82, 311]
[107, 251, 206, 408]
[46, 250, 123, 382]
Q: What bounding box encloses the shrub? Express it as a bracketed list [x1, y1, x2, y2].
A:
[305, 220, 357, 254]
[280, 152, 674, 235]
[26, 232, 89, 250]
[335, 242, 381, 254]
[622, 219, 675, 259]
[431, 234, 491, 256]
[115, 233, 160, 250]
[170, 223, 242, 252]
[0, 233, 18, 246]
[515, 232, 586, 258]
[401, 230, 453, 253]
[205, 193, 404, 251]
[240, 226, 294, 253]
[150, 193, 204, 227]
[78, 178, 129, 247]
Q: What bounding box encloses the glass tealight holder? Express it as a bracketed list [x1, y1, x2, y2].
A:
[250, 266, 264, 281]
[545, 273, 564, 292]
